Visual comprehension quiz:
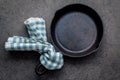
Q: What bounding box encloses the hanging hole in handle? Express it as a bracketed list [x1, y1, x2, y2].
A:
[35, 64, 48, 76]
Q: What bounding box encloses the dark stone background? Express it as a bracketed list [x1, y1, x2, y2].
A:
[0, 0, 120, 80]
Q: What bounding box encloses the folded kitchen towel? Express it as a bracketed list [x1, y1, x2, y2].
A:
[5, 17, 64, 70]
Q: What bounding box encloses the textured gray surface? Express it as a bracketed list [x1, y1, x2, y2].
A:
[0, 0, 120, 80]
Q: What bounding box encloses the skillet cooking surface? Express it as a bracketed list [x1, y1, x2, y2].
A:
[55, 12, 97, 52]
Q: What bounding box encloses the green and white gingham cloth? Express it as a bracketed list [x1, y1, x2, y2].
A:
[5, 17, 64, 70]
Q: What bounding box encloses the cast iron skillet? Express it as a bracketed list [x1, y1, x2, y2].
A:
[50, 4, 103, 57]
[36, 4, 103, 75]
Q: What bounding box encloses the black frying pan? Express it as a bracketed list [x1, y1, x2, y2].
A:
[36, 4, 103, 75]
[51, 4, 103, 57]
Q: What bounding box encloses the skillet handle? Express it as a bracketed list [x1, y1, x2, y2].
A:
[35, 64, 48, 76]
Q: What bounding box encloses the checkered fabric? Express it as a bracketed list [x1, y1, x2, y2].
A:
[5, 17, 64, 70]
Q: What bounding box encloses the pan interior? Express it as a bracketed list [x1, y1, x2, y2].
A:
[55, 12, 97, 53]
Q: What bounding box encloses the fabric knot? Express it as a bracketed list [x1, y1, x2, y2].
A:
[5, 17, 64, 70]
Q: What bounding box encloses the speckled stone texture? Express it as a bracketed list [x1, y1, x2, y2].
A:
[0, 0, 120, 80]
